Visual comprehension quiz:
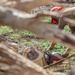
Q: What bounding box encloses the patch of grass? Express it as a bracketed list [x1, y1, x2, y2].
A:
[52, 43, 67, 54]
[38, 40, 50, 50]
[0, 26, 35, 42]
[42, 17, 52, 23]
[64, 25, 71, 33]
[19, 31, 35, 38]
[21, 41, 34, 46]
[0, 26, 13, 34]
[8, 33, 21, 42]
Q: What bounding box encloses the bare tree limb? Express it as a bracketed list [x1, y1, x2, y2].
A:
[64, 18, 75, 27]
[60, 7, 75, 16]
[0, 43, 65, 75]
[0, 6, 75, 50]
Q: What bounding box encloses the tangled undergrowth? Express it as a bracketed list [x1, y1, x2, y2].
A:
[0, 14, 74, 73]
[0, 24, 75, 72]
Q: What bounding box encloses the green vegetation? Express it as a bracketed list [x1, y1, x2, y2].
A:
[42, 17, 52, 23]
[53, 43, 67, 54]
[0, 26, 13, 34]
[19, 31, 35, 38]
[64, 25, 71, 33]
[38, 40, 50, 50]
[21, 41, 34, 46]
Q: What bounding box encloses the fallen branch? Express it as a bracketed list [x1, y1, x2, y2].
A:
[0, 43, 65, 75]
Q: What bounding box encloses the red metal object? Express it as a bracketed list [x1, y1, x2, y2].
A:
[50, 6, 63, 14]
[50, 6, 63, 24]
